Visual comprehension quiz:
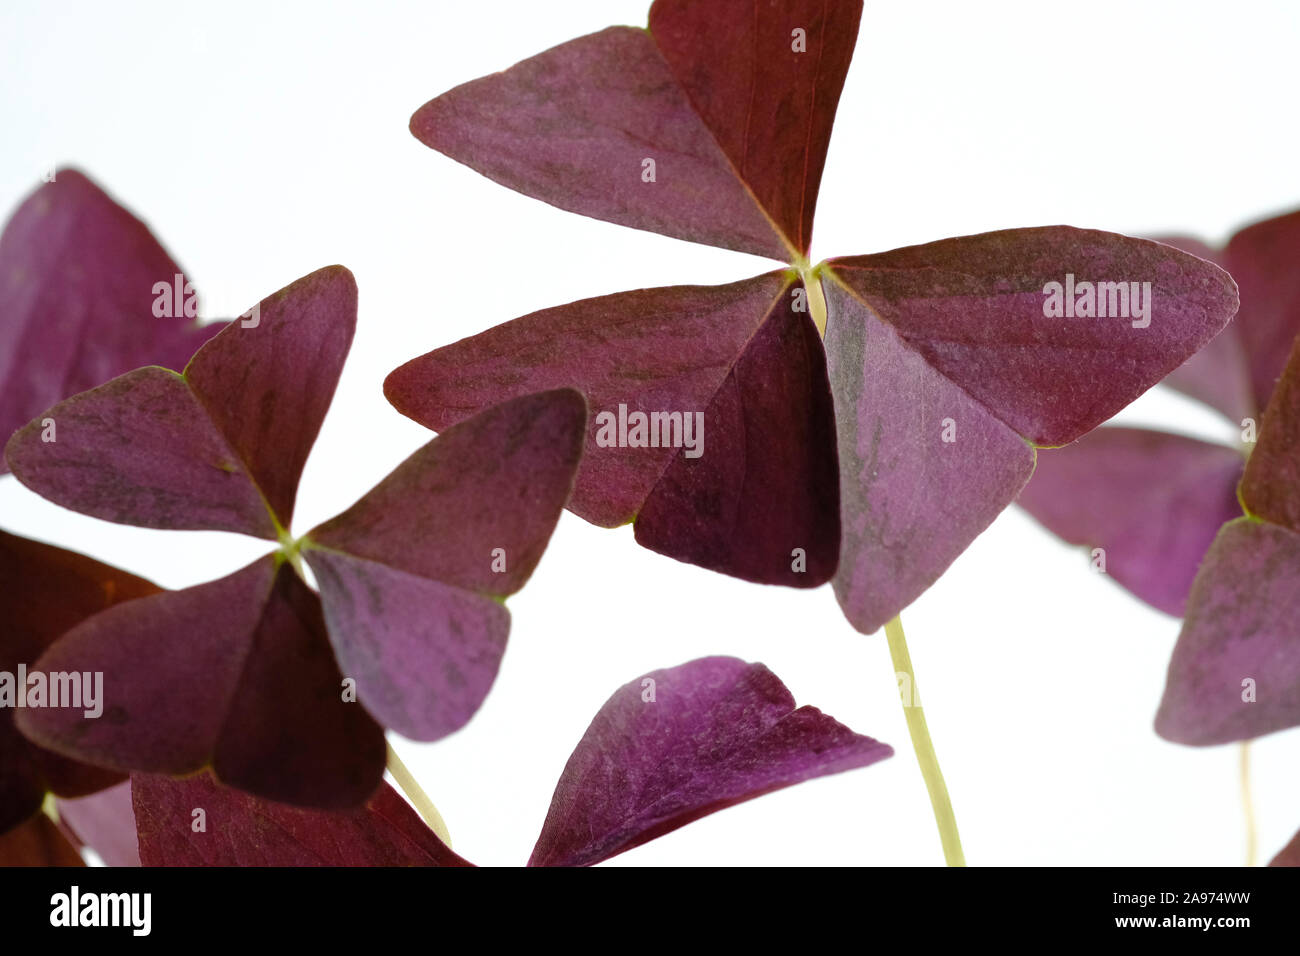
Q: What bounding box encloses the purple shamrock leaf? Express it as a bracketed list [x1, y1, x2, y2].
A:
[7, 267, 586, 807]
[397, 0, 1240, 634]
[0, 170, 225, 471]
[0, 530, 155, 835]
[1156, 331, 1300, 745]
[411, 0, 861, 260]
[132, 772, 471, 867]
[528, 656, 892, 867]
[1020, 209, 1300, 617]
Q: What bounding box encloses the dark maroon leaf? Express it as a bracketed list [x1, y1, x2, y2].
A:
[635, 294, 839, 586]
[1271, 829, 1300, 867]
[183, 265, 356, 529]
[646, 0, 861, 257]
[304, 389, 585, 740]
[16, 555, 386, 810]
[5, 266, 356, 539]
[528, 656, 892, 867]
[1240, 333, 1300, 532]
[0, 169, 223, 473]
[0, 812, 84, 867]
[57, 780, 140, 867]
[0, 530, 154, 834]
[1017, 428, 1245, 616]
[410, 0, 862, 260]
[133, 772, 471, 866]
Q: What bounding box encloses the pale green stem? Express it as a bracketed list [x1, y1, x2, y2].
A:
[386, 741, 452, 847]
[885, 614, 966, 866]
[799, 263, 828, 336]
[1240, 741, 1257, 867]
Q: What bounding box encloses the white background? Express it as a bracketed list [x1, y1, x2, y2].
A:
[2, 0, 1298, 866]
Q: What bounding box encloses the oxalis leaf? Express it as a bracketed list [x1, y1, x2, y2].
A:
[528, 656, 892, 867]
[6, 266, 586, 808]
[398, 0, 1240, 634]
[0, 530, 154, 835]
[1019, 210, 1300, 617]
[0, 170, 225, 473]
[96, 658, 888, 867]
[411, 0, 860, 260]
[1156, 331, 1300, 746]
[132, 774, 471, 867]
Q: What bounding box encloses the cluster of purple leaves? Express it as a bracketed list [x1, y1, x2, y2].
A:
[1019, 210, 1300, 864]
[0, 0, 1280, 867]
[0, 172, 890, 866]
[389, 0, 1239, 636]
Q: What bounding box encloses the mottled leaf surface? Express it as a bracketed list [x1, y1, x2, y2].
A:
[305, 390, 584, 740]
[183, 266, 356, 528]
[1156, 519, 1300, 745]
[16, 556, 386, 809]
[5, 367, 277, 537]
[529, 656, 892, 867]
[6, 266, 354, 538]
[647, 0, 861, 256]
[0, 170, 222, 472]
[1018, 428, 1244, 616]
[0, 530, 153, 834]
[133, 772, 471, 867]
[825, 227, 1239, 446]
[411, 0, 862, 259]
[823, 277, 1035, 633]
